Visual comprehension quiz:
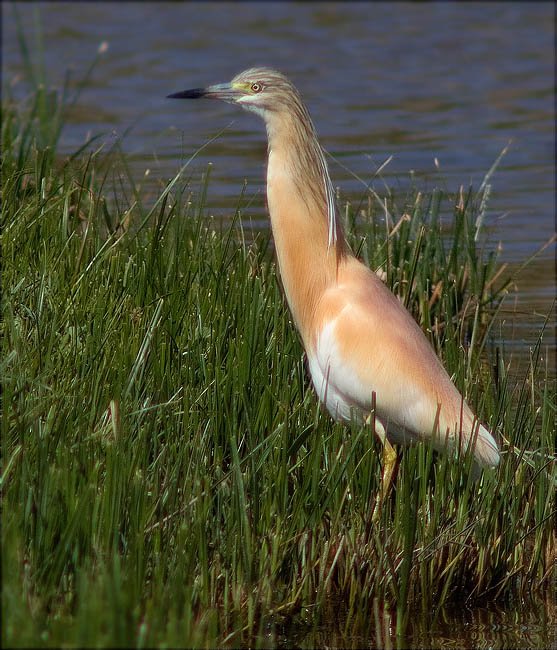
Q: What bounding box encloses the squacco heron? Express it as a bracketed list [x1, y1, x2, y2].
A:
[168, 68, 500, 504]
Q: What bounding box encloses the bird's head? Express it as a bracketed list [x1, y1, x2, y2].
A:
[168, 67, 339, 246]
[168, 67, 300, 119]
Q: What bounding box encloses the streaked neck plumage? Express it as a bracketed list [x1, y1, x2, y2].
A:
[263, 106, 348, 346]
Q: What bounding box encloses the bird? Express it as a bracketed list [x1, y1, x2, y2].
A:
[168, 67, 500, 505]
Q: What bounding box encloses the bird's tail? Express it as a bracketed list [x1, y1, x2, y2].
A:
[437, 406, 500, 475]
[470, 421, 500, 469]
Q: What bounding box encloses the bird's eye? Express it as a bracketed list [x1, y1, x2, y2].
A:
[251, 82, 262, 93]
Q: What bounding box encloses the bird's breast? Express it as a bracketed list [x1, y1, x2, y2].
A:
[307, 312, 370, 424]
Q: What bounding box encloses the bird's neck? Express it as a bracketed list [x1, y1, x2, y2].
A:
[265, 115, 347, 346]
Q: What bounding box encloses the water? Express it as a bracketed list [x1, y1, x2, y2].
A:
[270, 595, 557, 649]
[2, 3, 555, 645]
[3, 3, 555, 373]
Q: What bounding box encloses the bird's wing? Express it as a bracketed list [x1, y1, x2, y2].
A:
[310, 260, 479, 446]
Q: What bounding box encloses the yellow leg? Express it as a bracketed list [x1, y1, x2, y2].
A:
[367, 416, 398, 521]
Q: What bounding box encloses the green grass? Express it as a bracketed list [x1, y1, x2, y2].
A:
[2, 33, 556, 649]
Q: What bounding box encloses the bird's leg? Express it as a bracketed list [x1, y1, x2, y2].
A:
[366, 398, 398, 521]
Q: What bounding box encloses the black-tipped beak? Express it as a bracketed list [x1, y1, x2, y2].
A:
[167, 82, 238, 102]
[167, 88, 207, 99]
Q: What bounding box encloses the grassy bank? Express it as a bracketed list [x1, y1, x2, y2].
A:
[2, 59, 556, 648]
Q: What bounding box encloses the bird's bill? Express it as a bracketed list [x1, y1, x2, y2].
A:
[167, 82, 239, 102]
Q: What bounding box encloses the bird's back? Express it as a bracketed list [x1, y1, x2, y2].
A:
[307, 255, 500, 469]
